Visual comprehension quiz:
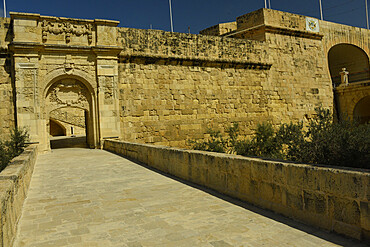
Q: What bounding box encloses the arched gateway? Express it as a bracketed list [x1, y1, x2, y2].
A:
[10, 12, 122, 151]
[6, 8, 370, 150]
[328, 43, 370, 121]
[44, 76, 97, 149]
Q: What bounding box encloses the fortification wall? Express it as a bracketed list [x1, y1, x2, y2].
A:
[117, 25, 332, 147]
[264, 32, 332, 121]
[0, 18, 14, 140]
[0, 9, 363, 148]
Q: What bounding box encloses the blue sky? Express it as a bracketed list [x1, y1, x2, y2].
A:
[2, 0, 369, 33]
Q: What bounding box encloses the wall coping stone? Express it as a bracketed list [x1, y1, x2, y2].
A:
[0, 145, 38, 247]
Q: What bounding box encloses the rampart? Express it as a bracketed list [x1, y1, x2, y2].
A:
[104, 140, 370, 241]
[0, 8, 368, 149]
[0, 9, 336, 150]
[0, 145, 38, 246]
[117, 24, 332, 146]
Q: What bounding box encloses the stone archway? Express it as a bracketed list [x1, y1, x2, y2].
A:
[43, 77, 98, 149]
[328, 44, 370, 86]
[353, 95, 370, 124]
[49, 119, 67, 136]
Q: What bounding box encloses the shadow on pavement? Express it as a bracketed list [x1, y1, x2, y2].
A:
[114, 153, 367, 247]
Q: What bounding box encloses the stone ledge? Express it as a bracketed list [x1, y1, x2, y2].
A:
[223, 24, 324, 40]
[104, 140, 369, 241]
[0, 145, 38, 247]
[119, 52, 272, 70]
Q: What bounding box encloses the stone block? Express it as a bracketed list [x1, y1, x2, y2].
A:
[328, 196, 361, 226]
[303, 190, 327, 215]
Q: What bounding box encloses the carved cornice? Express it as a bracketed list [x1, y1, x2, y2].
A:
[41, 20, 93, 44]
[9, 42, 122, 56]
[119, 52, 272, 70]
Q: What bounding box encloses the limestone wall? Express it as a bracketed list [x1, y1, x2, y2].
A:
[0, 18, 14, 140]
[1, 9, 365, 149]
[320, 20, 370, 57]
[264, 32, 332, 121]
[0, 145, 38, 246]
[117, 26, 332, 147]
[104, 140, 370, 241]
[199, 22, 237, 36]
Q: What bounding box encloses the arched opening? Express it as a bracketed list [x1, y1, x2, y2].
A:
[48, 107, 89, 148]
[44, 77, 96, 149]
[328, 44, 370, 86]
[353, 96, 370, 124]
[49, 119, 66, 136]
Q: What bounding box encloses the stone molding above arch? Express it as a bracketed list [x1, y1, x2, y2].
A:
[42, 68, 97, 99]
[45, 80, 90, 113]
[323, 36, 370, 60]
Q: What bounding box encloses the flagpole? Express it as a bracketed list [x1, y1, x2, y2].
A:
[3, 0, 6, 18]
[169, 0, 174, 32]
[366, 0, 369, 29]
[264, 0, 267, 8]
[268, 0, 271, 9]
[319, 0, 323, 20]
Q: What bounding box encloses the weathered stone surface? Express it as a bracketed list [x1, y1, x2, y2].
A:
[0, 8, 369, 149]
[0, 145, 38, 247]
[104, 140, 370, 241]
[13, 148, 368, 246]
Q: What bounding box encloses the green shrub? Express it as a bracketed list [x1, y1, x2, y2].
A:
[191, 107, 370, 169]
[189, 123, 241, 153]
[275, 122, 305, 160]
[188, 129, 227, 153]
[232, 122, 304, 160]
[7, 127, 30, 157]
[0, 140, 11, 171]
[297, 108, 370, 168]
[0, 127, 29, 172]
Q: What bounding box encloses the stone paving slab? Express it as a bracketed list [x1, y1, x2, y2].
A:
[13, 148, 366, 247]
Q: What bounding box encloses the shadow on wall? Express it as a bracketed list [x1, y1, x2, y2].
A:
[50, 136, 87, 149]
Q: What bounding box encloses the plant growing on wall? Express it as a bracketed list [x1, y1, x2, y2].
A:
[0, 127, 29, 172]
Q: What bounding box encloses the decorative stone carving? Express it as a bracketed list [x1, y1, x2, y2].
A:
[47, 80, 89, 109]
[64, 62, 74, 74]
[41, 20, 93, 44]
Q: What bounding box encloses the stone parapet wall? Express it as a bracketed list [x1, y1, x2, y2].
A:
[117, 27, 269, 63]
[104, 140, 370, 241]
[199, 21, 237, 36]
[0, 145, 38, 246]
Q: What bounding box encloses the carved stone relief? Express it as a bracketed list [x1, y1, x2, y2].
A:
[41, 20, 93, 44]
[47, 79, 90, 110]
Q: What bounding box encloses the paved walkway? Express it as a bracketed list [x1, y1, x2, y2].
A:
[14, 148, 365, 247]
